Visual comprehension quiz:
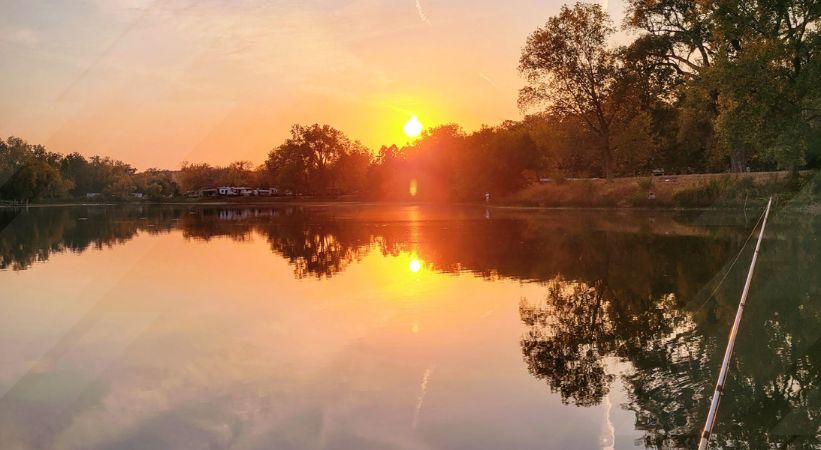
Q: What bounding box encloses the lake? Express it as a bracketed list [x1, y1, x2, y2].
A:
[0, 204, 818, 449]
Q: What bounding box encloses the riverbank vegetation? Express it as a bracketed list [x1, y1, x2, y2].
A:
[509, 171, 820, 208]
[2, 1, 819, 206]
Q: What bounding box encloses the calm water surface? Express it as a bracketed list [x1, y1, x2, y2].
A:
[0, 204, 818, 449]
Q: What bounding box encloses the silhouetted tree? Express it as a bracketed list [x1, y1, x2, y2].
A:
[264, 124, 371, 196]
[519, 3, 623, 179]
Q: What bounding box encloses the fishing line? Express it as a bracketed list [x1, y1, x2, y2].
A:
[691, 207, 767, 315]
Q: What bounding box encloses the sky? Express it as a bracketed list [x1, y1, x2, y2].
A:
[0, 0, 625, 170]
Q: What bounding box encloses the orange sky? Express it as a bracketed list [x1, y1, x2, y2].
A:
[0, 1, 625, 170]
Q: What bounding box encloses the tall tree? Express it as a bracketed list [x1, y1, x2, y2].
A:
[0, 137, 72, 201]
[59, 153, 92, 195]
[624, 0, 716, 75]
[519, 3, 622, 178]
[265, 124, 370, 195]
[626, 0, 820, 173]
[710, 0, 820, 173]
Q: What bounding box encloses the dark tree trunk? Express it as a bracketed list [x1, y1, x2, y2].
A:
[730, 147, 748, 173]
[602, 131, 613, 180]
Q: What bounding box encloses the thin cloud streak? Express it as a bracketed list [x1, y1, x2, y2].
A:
[415, 0, 431, 25]
[479, 72, 497, 89]
[412, 367, 433, 429]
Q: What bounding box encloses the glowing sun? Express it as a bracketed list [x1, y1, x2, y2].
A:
[408, 258, 422, 273]
[403, 115, 423, 138]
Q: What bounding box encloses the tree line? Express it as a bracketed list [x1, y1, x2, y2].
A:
[519, 1, 820, 178]
[2, 0, 818, 202]
[0, 136, 179, 202]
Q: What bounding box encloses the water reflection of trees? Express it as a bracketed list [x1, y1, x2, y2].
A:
[1, 205, 818, 447]
[518, 212, 821, 448]
[0, 206, 179, 270]
[0, 206, 747, 283]
[259, 214, 374, 278]
[520, 280, 616, 407]
[520, 279, 696, 406]
[179, 207, 378, 278]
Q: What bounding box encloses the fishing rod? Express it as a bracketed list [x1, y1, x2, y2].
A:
[697, 196, 773, 450]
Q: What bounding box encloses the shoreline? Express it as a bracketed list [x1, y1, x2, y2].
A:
[2, 171, 817, 212]
[2, 198, 818, 214]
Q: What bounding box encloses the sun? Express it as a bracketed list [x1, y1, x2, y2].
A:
[408, 258, 422, 273]
[403, 115, 423, 138]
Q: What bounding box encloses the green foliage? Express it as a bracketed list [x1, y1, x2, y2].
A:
[0, 136, 175, 202]
[625, 0, 820, 174]
[519, 2, 620, 178]
[264, 124, 371, 196]
[524, 114, 602, 177]
[4, 159, 71, 200]
[134, 169, 179, 200]
[1, 137, 72, 201]
[613, 112, 657, 176]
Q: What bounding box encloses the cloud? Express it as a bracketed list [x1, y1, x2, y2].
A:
[415, 0, 431, 25]
[479, 72, 493, 83]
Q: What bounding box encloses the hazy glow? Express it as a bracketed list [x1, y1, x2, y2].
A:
[0, 1, 629, 168]
[409, 258, 423, 273]
[409, 178, 418, 197]
[403, 115, 423, 138]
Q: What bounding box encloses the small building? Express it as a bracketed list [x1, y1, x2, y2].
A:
[193, 187, 279, 198]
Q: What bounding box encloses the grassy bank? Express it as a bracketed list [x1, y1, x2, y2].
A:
[4, 171, 819, 211]
[505, 171, 820, 209]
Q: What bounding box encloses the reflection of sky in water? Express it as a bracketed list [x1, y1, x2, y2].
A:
[1, 205, 818, 449]
[0, 230, 643, 449]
